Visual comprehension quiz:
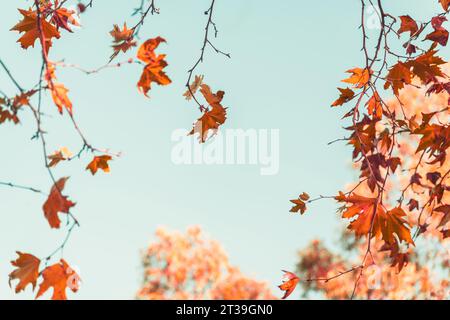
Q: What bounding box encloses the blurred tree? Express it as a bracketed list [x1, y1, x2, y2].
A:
[136, 226, 276, 300]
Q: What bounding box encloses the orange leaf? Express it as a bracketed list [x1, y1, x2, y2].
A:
[337, 193, 414, 245]
[331, 88, 355, 107]
[189, 84, 227, 143]
[183, 75, 204, 100]
[51, 83, 73, 115]
[110, 23, 136, 60]
[425, 29, 449, 46]
[289, 193, 309, 214]
[366, 92, 382, 118]
[48, 147, 72, 167]
[10, 8, 60, 52]
[278, 270, 299, 299]
[398, 15, 418, 36]
[384, 62, 412, 96]
[36, 259, 80, 300]
[9, 252, 41, 293]
[86, 155, 112, 175]
[42, 177, 76, 229]
[136, 37, 171, 96]
[51, 6, 80, 32]
[342, 68, 371, 88]
[440, 0, 450, 11]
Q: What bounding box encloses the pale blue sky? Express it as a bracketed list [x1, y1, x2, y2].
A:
[0, 0, 446, 299]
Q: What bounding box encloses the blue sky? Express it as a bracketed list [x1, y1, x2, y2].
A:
[0, 0, 446, 299]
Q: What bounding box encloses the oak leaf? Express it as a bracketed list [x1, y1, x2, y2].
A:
[9, 252, 41, 293]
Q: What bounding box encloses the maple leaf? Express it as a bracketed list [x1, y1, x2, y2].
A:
[331, 87, 355, 107]
[289, 193, 309, 214]
[434, 205, 450, 228]
[51, 83, 73, 115]
[48, 147, 72, 167]
[407, 50, 445, 83]
[42, 177, 76, 229]
[51, 5, 80, 32]
[9, 252, 41, 293]
[336, 193, 414, 244]
[424, 16, 449, 46]
[189, 84, 227, 143]
[366, 92, 382, 118]
[36, 259, 80, 300]
[342, 68, 371, 88]
[12, 90, 36, 109]
[136, 37, 172, 96]
[398, 15, 419, 36]
[425, 29, 449, 46]
[384, 62, 412, 95]
[278, 270, 299, 299]
[184, 75, 204, 100]
[86, 155, 112, 175]
[10, 8, 60, 52]
[440, 0, 450, 11]
[110, 23, 136, 60]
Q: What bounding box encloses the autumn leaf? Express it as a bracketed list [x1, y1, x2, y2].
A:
[86, 155, 112, 175]
[11, 8, 60, 52]
[36, 259, 80, 300]
[42, 177, 76, 229]
[398, 15, 419, 36]
[336, 193, 414, 245]
[9, 252, 40, 293]
[342, 68, 371, 88]
[366, 92, 382, 118]
[278, 270, 299, 299]
[136, 37, 171, 96]
[110, 23, 136, 60]
[51, 6, 80, 32]
[425, 28, 449, 46]
[48, 147, 72, 167]
[384, 62, 412, 95]
[434, 205, 450, 228]
[331, 88, 355, 107]
[183, 75, 204, 100]
[51, 83, 73, 115]
[289, 193, 309, 214]
[189, 84, 227, 143]
[12, 90, 36, 109]
[440, 0, 450, 11]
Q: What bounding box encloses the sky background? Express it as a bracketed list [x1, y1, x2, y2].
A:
[0, 0, 447, 299]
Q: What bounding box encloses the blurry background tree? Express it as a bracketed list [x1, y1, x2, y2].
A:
[294, 83, 450, 300]
[136, 226, 276, 300]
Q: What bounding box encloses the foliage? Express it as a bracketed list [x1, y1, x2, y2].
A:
[136, 226, 275, 300]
